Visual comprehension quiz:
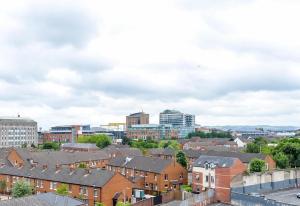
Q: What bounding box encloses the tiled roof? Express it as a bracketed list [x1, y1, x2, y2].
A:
[9, 149, 110, 166]
[183, 149, 202, 158]
[148, 148, 176, 156]
[102, 146, 142, 157]
[108, 156, 173, 173]
[61, 143, 99, 150]
[193, 155, 237, 168]
[0, 165, 114, 188]
[0, 193, 84, 206]
[204, 151, 266, 163]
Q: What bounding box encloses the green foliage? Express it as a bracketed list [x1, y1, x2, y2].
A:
[273, 152, 289, 169]
[0, 180, 6, 191]
[249, 158, 266, 173]
[158, 140, 180, 150]
[77, 134, 111, 149]
[42, 142, 60, 150]
[56, 184, 68, 196]
[122, 137, 131, 145]
[181, 185, 192, 192]
[95, 203, 105, 206]
[272, 138, 300, 168]
[12, 181, 33, 198]
[116, 202, 131, 206]
[187, 131, 232, 139]
[78, 162, 87, 168]
[21, 143, 27, 148]
[130, 139, 159, 149]
[176, 151, 187, 168]
[30, 143, 36, 148]
[245, 143, 260, 153]
[245, 137, 268, 153]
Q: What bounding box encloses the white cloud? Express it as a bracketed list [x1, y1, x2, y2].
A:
[0, 0, 300, 128]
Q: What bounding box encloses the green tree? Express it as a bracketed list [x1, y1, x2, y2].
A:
[21, 143, 27, 148]
[249, 158, 266, 173]
[116, 202, 131, 206]
[56, 183, 68, 196]
[159, 140, 180, 151]
[95, 203, 105, 206]
[0, 180, 6, 192]
[78, 162, 87, 168]
[176, 151, 187, 168]
[42, 142, 60, 150]
[77, 134, 111, 149]
[245, 143, 260, 153]
[12, 181, 33, 198]
[273, 152, 289, 169]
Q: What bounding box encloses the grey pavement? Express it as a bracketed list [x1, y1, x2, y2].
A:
[265, 188, 300, 205]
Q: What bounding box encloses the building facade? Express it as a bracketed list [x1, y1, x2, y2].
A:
[159, 110, 195, 138]
[192, 155, 246, 203]
[44, 125, 91, 143]
[107, 156, 188, 195]
[126, 112, 149, 130]
[0, 117, 38, 148]
[126, 124, 178, 140]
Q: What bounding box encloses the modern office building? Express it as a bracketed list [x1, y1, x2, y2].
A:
[0, 116, 38, 148]
[126, 124, 179, 140]
[159, 110, 195, 138]
[126, 112, 149, 129]
[44, 125, 91, 143]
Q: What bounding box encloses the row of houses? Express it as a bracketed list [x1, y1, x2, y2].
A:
[0, 147, 189, 206]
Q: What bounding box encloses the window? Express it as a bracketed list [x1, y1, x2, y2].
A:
[145, 182, 149, 187]
[50, 182, 57, 190]
[154, 175, 157, 181]
[164, 174, 168, 181]
[196, 175, 200, 181]
[205, 176, 209, 183]
[80, 186, 88, 196]
[211, 176, 214, 183]
[180, 173, 183, 179]
[145, 172, 148, 177]
[68, 184, 72, 193]
[205, 163, 209, 170]
[36, 180, 44, 188]
[94, 188, 98, 198]
[164, 184, 168, 188]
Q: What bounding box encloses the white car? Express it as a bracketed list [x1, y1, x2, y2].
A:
[296, 193, 300, 198]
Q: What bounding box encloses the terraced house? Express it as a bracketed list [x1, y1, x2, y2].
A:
[107, 156, 187, 195]
[0, 165, 133, 206]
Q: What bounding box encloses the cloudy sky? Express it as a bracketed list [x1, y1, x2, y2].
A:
[1, 0, 300, 129]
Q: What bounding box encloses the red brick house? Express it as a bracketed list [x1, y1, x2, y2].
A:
[192, 155, 246, 203]
[0, 165, 133, 206]
[107, 156, 188, 195]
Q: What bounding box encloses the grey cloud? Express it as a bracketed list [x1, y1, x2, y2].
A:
[7, 3, 98, 48]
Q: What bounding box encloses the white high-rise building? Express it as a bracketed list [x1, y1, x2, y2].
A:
[159, 110, 195, 138]
[0, 116, 38, 148]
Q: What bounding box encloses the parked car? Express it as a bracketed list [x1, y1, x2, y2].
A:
[296, 193, 300, 198]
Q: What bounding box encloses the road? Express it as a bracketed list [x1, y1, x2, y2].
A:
[265, 188, 300, 205]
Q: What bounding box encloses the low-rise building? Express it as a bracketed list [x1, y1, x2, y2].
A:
[0, 165, 133, 206]
[61, 143, 99, 152]
[192, 155, 246, 203]
[126, 124, 179, 140]
[5, 148, 110, 169]
[148, 148, 176, 159]
[107, 156, 188, 195]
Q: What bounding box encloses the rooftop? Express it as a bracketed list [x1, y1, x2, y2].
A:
[194, 155, 237, 168]
[0, 193, 85, 206]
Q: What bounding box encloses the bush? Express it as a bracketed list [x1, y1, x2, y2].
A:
[274, 152, 289, 169]
[78, 163, 87, 168]
[78, 134, 111, 149]
[12, 181, 33, 198]
[249, 158, 265, 173]
[176, 151, 187, 168]
[181, 185, 192, 192]
[42, 142, 60, 150]
[56, 184, 68, 196]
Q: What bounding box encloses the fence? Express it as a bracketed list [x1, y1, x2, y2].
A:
[132, 198, 153, 206]
[231, 192, 296, 206]
[179, 189, 215, 206]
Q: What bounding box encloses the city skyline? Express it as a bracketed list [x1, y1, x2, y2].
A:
[1, 0, 300, 128]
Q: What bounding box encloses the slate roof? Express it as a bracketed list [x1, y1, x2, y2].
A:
[11, 149, 110, 166]
[102, 146, 142, 157]
[183, 149, 202, 159]
[0, 165, 114, 188]
[108, 156, 173, 173]
[204, 151, 266, 163]
[0, 193, 85, 206]
[148, 148, 176, 156]
[194, 155, 237, 168]
[61, 143, 99, 150]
